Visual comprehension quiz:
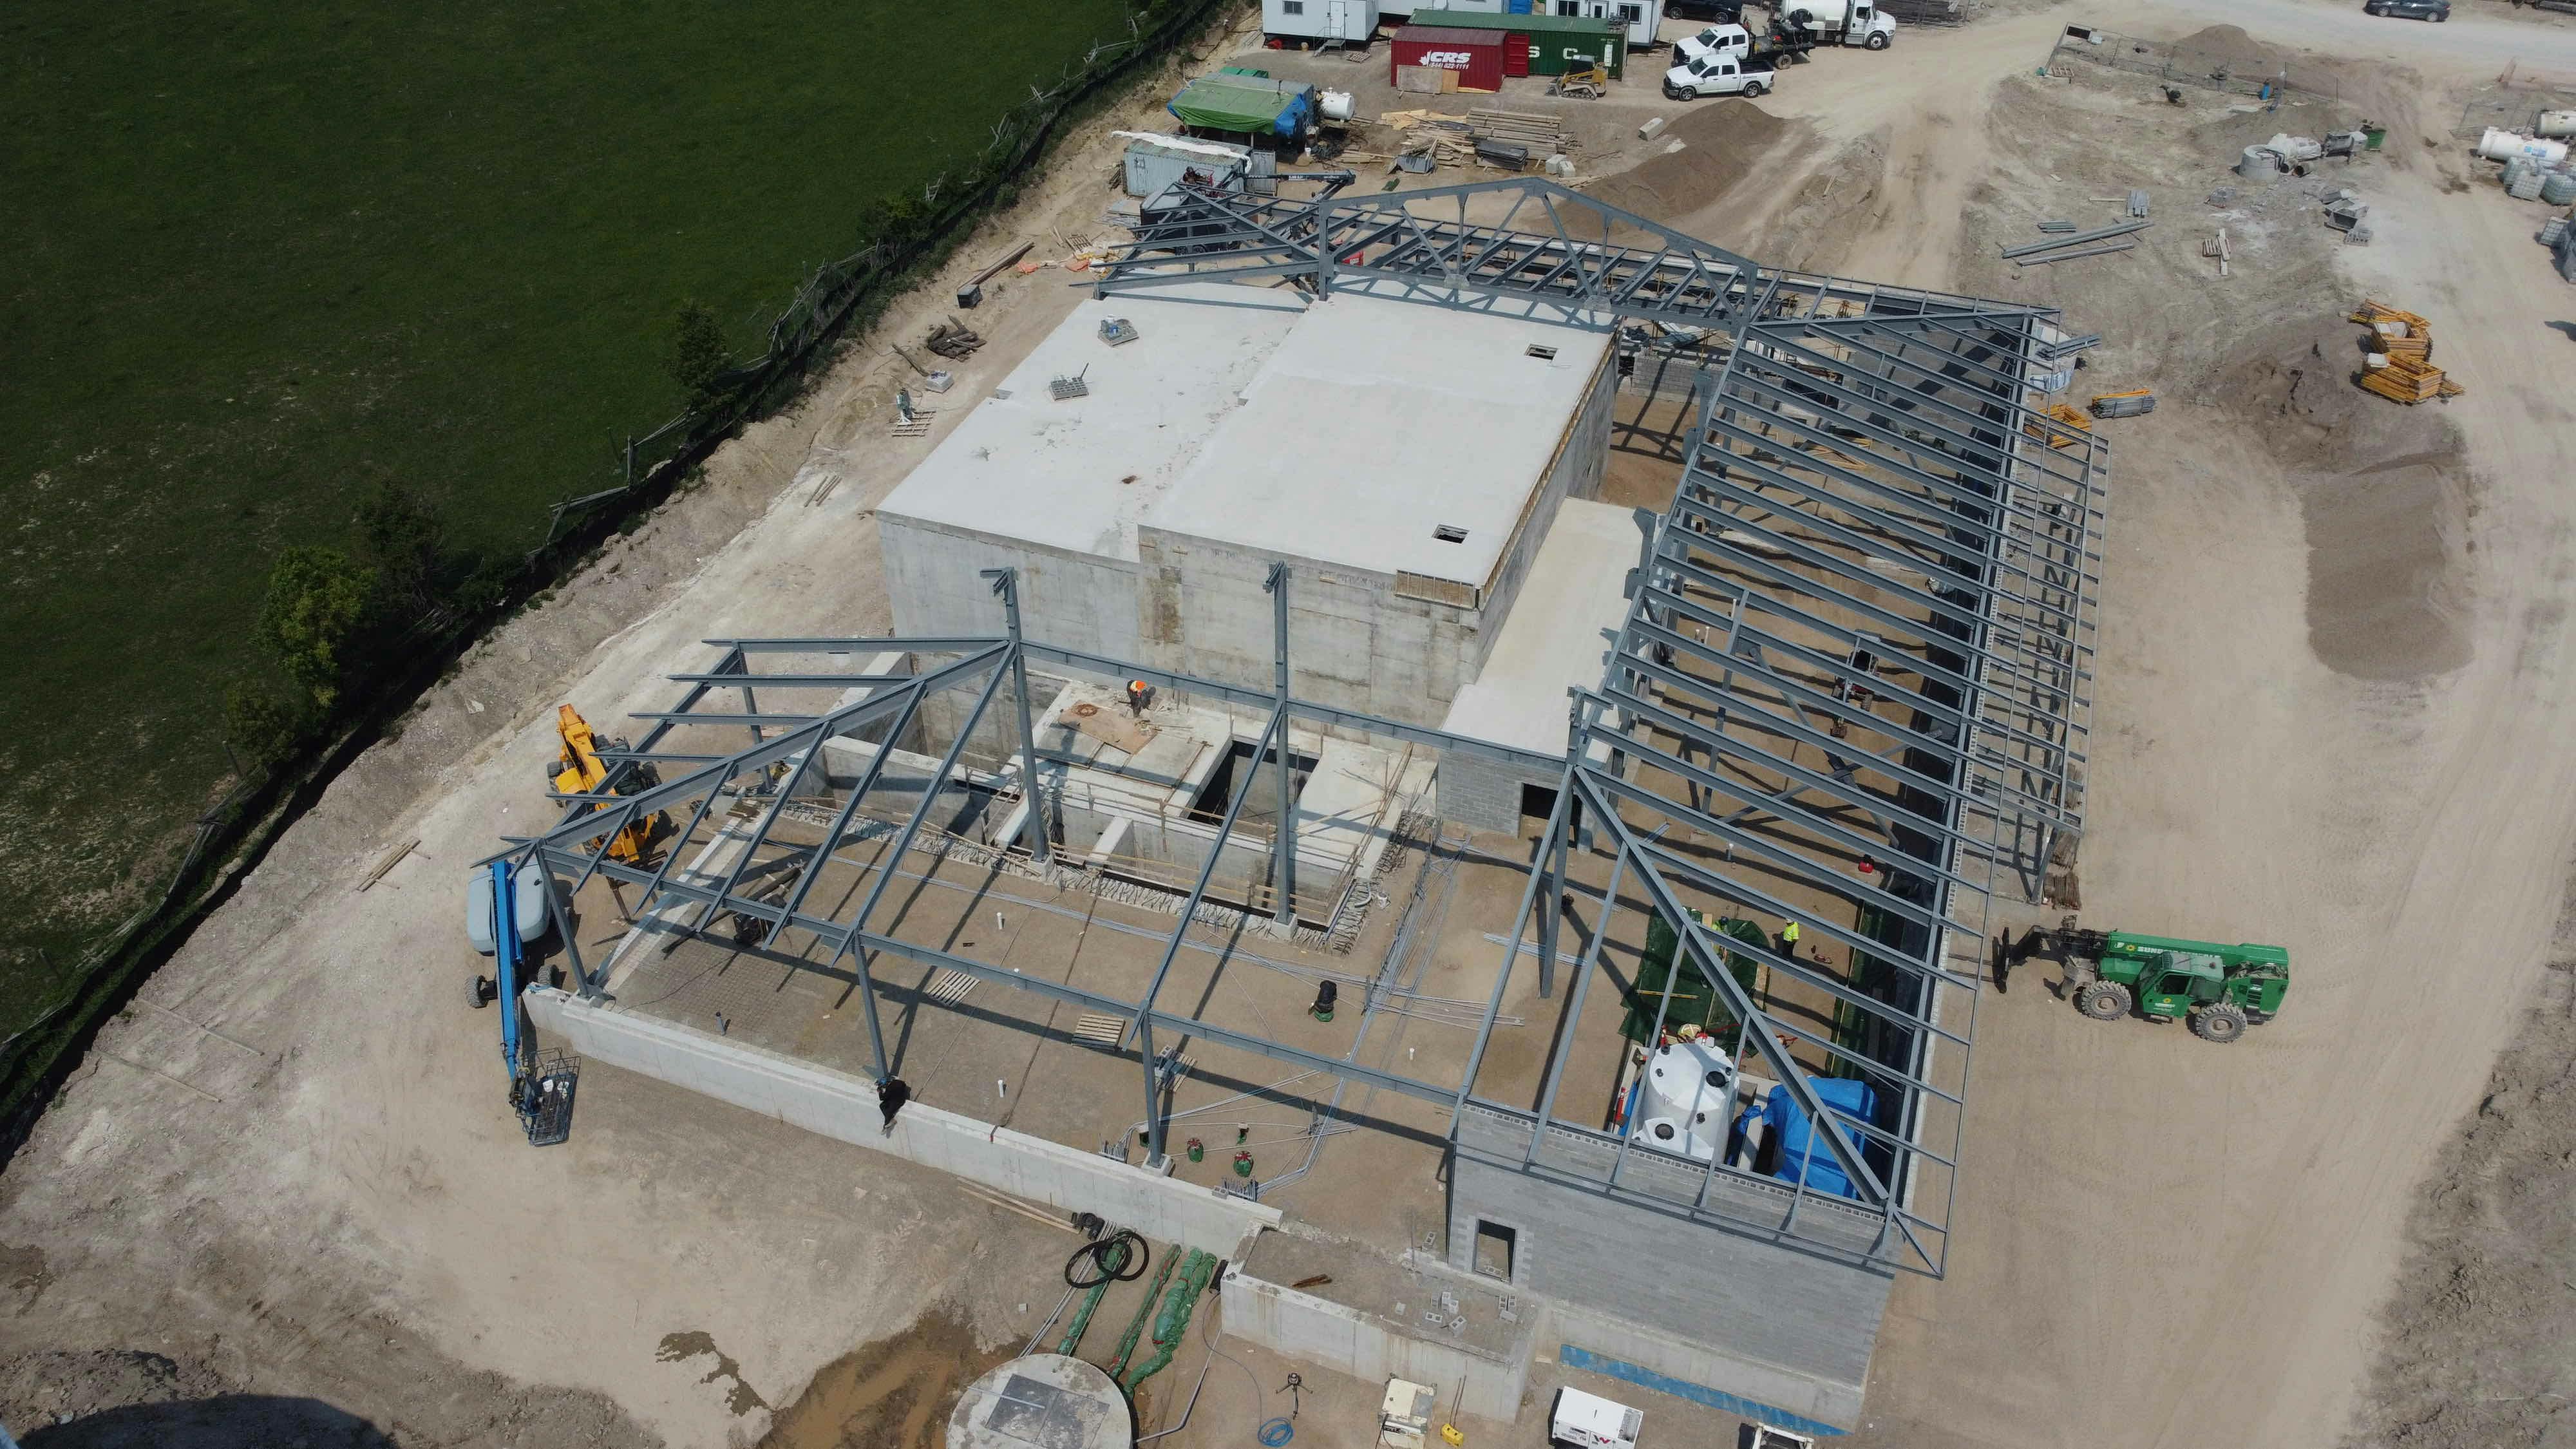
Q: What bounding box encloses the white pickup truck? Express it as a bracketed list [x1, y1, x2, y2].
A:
[1672, 21, 1754, 65]
[1662, 49, 1777, 98]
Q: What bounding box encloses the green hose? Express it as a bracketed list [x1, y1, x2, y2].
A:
[1121, 1248, 1217, 1394]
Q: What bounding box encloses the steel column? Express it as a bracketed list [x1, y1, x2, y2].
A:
[983, 569, 1054, 866]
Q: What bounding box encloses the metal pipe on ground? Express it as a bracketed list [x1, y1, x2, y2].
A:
[2014, 240, 2137, 267]
[1998, 220, 2150, 259]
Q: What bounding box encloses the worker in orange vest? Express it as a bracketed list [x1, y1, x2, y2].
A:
[1127, 679, 1151, 718]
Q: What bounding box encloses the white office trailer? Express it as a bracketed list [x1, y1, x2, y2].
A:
[1262, 0, 1382, 45]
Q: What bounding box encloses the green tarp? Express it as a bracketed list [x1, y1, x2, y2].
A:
[1168, 74, 1314, 138]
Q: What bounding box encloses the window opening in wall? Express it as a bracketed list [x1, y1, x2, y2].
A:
[1433, 524, 1470, 544]
[1472, 1220, 1517, 1280]
[1519, 782, 1560, 821]
[1186, 739, 1320, 828]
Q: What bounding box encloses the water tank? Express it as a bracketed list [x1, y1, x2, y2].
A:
[2479, 127, 2570, 166]
[1320, 89, 1356, 123]
[2542, 171, 2576, 206]
[950, 1356, 1132, 1449]
[2538, 109, 2576, 139]
[1631, 1036, 1734, 1162]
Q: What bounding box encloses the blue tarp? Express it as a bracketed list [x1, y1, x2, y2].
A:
[1738, 1078, 1879, 1200]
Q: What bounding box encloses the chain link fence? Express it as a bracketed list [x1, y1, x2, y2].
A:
[2454, 79, 2576, 140]
[2047, 25, 2338, 104]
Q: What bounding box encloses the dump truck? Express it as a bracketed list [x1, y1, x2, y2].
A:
[2021, 921, 2290, 1043]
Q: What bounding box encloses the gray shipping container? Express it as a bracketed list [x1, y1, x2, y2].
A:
[1119, 131, 1252, 199]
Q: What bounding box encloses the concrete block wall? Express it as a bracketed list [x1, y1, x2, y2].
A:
[526, 989, 1278, 1255]
[1443, 1119, 1889, 1432]
[1221, 1266, 1530, 1420]
[1435, 750, 1557, 835]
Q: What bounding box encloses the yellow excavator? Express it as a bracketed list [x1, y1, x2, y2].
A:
[553, 705, 665, 864]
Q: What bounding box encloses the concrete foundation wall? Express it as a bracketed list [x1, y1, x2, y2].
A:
[1222, 1267, 1528, 1420]
[882, 516, 1144, 661]
[526, 989, 1278, 1255]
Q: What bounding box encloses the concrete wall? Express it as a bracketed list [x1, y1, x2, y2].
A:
[1222, 1267, 1529, 1420]
[1444, 1114, 1888, 1431]
[1464, 344, 1618, 687]
[881, 516, 1144, 661]
[526, 989, 1278, 1255]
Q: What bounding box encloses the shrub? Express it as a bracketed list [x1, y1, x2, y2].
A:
[357, 482, 447, 610]
[667, 301, 730, 407]
[223, 675, 314, 770]
[256, 545, 377, 708]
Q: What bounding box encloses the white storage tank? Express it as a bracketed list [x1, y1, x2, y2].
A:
[2538, 109, 2576, 139]
[1629, 1033, 1734, 1162]
[2479, 126, 2570, 166]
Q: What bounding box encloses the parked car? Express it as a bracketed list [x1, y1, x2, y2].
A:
[2362, 0, 2449, 18]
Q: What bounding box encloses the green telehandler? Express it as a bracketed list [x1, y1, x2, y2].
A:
[2014, 920, 2290, 1044]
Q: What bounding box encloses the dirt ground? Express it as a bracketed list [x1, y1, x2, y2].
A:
[6, 1, 2576, 1446]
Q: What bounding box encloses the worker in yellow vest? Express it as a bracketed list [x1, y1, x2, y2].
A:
[1777, 919, 1801, 956]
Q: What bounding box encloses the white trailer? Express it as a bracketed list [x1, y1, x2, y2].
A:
[1410, 0, 1669, 48]
[1769, 0, 1894, 49]
[1263, 0, 1381, 46]
[1548, 1388, 1642, 1449]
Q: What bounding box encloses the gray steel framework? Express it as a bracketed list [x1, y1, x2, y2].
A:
[491, 180, 2100, 1278]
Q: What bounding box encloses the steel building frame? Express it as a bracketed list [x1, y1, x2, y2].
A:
[491, 180, 2099, 1277]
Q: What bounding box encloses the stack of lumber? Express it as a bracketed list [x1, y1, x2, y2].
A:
[2350, 300, 2466, 404]
[1469, 108, 1577, 155]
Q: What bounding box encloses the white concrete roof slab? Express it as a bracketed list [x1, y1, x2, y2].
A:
[1145, 293, 1615, 586]
[1440, 498, 1643, 755]
[875, 283, 1303, 560]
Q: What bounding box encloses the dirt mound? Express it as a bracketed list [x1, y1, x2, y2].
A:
[1585, 101, 1792, 225]
[2208, 316, 2476, 681]
[2166, 24, 2289, 77]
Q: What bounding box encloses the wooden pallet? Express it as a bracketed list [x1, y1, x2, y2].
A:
[1071, 1013, 1129, 1050]
[925, 969, 979, 1004]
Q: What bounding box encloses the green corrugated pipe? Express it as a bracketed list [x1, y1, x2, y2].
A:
[1056, 1236, 1135, 1356]
[1121, 1249, 1217, 1394]
[1106, 1247, 1177, 1383]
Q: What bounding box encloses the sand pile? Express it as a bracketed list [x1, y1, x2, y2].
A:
[1585, 101, 1792, 224]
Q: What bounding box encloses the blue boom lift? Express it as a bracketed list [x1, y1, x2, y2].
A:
[482, 859, 578, 1146]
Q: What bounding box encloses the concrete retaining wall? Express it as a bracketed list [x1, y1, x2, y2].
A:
[1221, 1267, 1528, 1419]
[526, 989, 1277, 1255]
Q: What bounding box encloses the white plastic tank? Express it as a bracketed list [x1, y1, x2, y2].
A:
[1320, 89, 1355, 123]
[2479, 126, 2570, 166]
[1631, 1035, 1734, 1162]
[950, 1356, 1131, 1449]
[2235, 146, 2282, 180]
[2537, 109, 2576, 139]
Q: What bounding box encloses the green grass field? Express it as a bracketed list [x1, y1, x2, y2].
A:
[0, 0, 1138, 1025]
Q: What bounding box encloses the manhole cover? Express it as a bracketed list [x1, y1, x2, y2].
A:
[1072, 703, 1099, 717]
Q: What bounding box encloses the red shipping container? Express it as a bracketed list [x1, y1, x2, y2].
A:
[1388, 25, 1506, 93]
